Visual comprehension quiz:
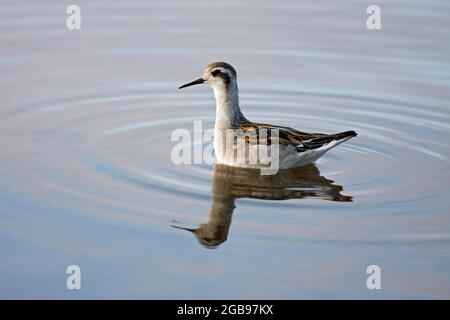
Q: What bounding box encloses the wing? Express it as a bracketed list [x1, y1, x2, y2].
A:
[239, 123, 356, 152]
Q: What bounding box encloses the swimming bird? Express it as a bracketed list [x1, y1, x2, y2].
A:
[179, 62, 357, 169]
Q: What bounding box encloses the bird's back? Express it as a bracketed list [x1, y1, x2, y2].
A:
[214, 121, 357, 169]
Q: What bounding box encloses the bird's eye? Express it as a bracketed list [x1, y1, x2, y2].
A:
[211, 69, 220, 76]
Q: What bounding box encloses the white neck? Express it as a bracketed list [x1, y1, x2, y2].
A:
[212, 82, 247, 130]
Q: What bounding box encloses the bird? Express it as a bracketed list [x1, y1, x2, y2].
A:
[179, 62, 357, 170]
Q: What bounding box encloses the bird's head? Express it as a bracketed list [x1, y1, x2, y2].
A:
[178, 62, 237, 90]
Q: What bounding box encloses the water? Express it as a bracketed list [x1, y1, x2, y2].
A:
[1, 0, 449, 299]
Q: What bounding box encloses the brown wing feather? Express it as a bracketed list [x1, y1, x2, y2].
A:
[238, 123, 356, 152]
[239, 123, 320, 145]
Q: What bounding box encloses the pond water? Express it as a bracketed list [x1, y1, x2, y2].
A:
[1, 0, 449, 299]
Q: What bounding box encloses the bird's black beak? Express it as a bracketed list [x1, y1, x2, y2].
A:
[171, 224, 197, 233]
[178, 78, 205, 89]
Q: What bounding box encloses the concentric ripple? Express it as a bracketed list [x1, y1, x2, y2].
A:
[2, 82, 449, 244]
[2, 0, 450, 300]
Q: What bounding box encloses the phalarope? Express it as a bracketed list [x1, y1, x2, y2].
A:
[179, 62, 357, 169]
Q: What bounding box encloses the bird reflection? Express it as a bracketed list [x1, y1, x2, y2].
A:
[172, 163, 352, 248]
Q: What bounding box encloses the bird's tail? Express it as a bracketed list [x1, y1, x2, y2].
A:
[309, 130, 357, 144]
[332, 130, 358, 141]
[297, 130, 357, 151]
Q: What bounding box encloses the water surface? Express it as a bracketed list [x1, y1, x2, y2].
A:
[1, 0, 450, 299]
